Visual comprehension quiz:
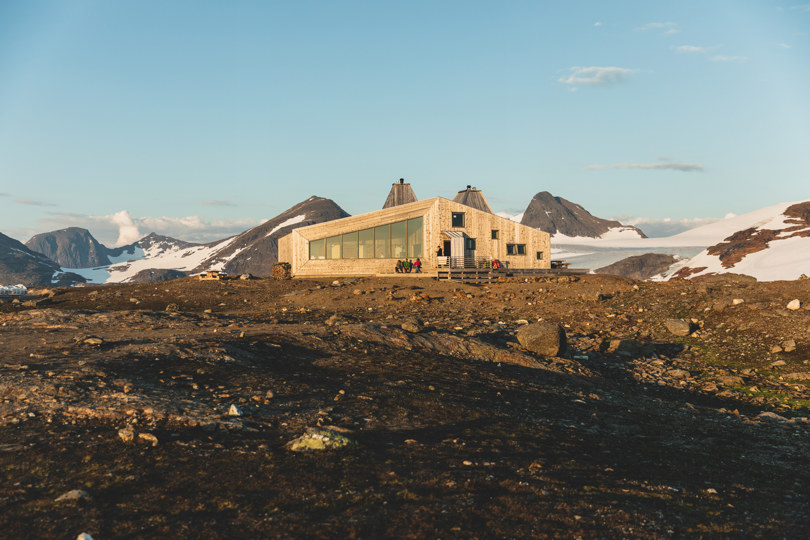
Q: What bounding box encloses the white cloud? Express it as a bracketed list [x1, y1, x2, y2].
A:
[558, 66, 636, 86]
[636, 22, 679, 34]
[672, 45, 707, 53]
[594, 22, 602, 27]
[791, 4, 810, 11]
[711, 55, 748, 63]
[586, 162, 705, 172]
[35, 211, 262, 247]
[110, 210, 142, 246]
[777, 42, 792, 49]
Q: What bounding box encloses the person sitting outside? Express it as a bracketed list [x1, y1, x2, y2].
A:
[403, 259, 413, 273]
[492, 258, 501, 270]
[414, 258, 422, 273]
[395, 260, 404, 273]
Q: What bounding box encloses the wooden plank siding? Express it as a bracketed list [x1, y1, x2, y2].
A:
[278, 197, 550, 277]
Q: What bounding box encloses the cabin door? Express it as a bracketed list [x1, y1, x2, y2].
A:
[443, 240, 451, 257]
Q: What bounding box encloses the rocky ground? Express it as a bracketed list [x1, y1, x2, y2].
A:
[1, 273, 809, 538]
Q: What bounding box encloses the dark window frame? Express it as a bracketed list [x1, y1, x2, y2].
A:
[451, 212, 465, 227]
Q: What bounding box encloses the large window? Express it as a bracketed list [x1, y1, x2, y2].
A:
[342, 232, 358, 259]
[309, 238, 325, 259]
[311, 217, 422, 260]
[374, 224, 389, 258]
[406, 217, 423, 258]
[390, 221, 407, 258]
[451, 212, 465, 227]
[326, 236, 341, 259]
[358, 228, 374, 259]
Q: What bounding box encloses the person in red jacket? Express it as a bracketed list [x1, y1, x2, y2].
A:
[414, 258, 422, 273]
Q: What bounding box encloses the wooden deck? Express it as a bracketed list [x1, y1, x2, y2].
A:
[436, 267, 588, 283]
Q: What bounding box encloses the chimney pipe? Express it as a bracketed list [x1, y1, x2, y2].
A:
[400, 178, 404, 184]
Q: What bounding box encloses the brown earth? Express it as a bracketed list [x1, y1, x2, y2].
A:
[1, 274, 810, 538]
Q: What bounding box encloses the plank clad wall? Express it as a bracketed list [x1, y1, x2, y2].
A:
[278, 197, 550, 276]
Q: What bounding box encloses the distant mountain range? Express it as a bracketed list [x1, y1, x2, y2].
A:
[2, 189, 807, 285]
[2, 196, 349, 286]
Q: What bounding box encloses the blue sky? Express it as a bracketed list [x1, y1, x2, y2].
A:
[1, 1, 808, 245]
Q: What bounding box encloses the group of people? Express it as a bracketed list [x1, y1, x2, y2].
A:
[395, 258, 421, 273]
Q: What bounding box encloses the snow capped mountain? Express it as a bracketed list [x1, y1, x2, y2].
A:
[663, 201, 810, 282]
[64, 196, 350, 284]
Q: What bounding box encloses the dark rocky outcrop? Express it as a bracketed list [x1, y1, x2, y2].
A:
[0, 232, 85, 286]
[127, 268, 187, 284]
[595, 253, 678, 280]
[520, 191, 646, 238]
[200, 196, 350, 277]
[26, 227, 112, 268]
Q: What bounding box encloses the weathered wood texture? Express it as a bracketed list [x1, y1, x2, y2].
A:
[279, 197, 550, 277]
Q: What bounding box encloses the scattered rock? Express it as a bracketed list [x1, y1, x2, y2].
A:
[732, 298, 745, 305]
[787, 299, 801, 311]
[286, 427, 357, 452]
[716, 375, 744, 386]
[228, 404, 242, 416]
[74, 335, 103, 346]
[783, 339, 797, 352]
[401, 321, 422, 333]
[138, 433, 159, 446]
[55, 489, 91, 502]
[665, 319, 693, 337]
[771, 346, 784, 354]
[516, 322, 567, 357]
[77, 534, 94, 540]
[118, 426, 135, 443]
[756, 411, 788, 423]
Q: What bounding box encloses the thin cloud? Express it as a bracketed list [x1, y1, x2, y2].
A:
[594, 22, 602, 27]
[559, 66, 636, 86]
[197, 200, 236, 207]
[636, 22, 679, 35]
[15, 199, 56, 207]
[672, 45, 707, 53]
[586, 162, 705, 172]
[712, 55, 748, 63]
[777, 42, 792, 49]
[791, 4, 810, 11]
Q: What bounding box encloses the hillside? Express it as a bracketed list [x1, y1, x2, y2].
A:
[0, 232, 85, 287]
[520, 191, 646, 239]
[1, 274, 810, 536]
[666, 201, 810, 281]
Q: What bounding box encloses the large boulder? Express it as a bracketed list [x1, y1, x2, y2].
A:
[516, 322, 567, 357]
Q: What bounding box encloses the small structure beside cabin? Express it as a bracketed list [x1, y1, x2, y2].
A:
[278, 184, 550, 277]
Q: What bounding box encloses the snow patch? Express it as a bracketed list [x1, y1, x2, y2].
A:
[266, 214, 307, 237]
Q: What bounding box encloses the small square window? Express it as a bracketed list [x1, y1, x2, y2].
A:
[451, 212, 465, 227]
[517, 244, 526, 255]
[491, 230, 499, 240]
[536, 251, 543, 260]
